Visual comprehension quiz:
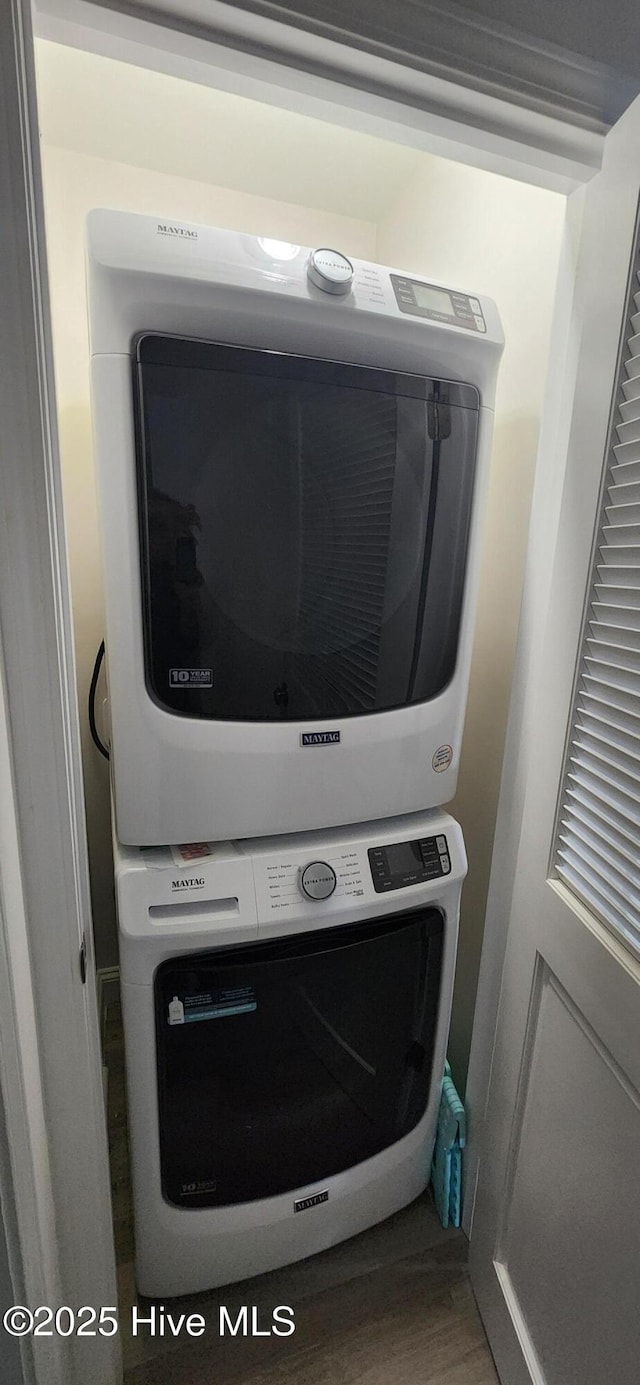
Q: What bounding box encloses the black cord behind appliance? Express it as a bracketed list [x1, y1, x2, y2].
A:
[89, 640, 110, 760]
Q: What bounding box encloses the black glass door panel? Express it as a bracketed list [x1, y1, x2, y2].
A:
[155, 909, 443, 1208]
[134, 335, 479, 720]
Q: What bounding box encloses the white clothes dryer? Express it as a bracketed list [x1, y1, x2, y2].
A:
[115, 809, 466, 1297]
[87, 210, 503, 845]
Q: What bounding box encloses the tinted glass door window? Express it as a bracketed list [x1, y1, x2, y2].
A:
[155, 909, 443, 1208]
[134, 336, 479, 720]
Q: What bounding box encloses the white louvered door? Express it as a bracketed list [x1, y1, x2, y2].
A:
[555, 270, 640, 956]
[468, 94, 640, 1385]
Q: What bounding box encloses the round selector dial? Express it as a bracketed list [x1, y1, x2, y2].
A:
[299, 860, 337, 901]
[307, 248, 354, 296]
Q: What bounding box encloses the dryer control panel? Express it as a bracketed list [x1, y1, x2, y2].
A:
[368, 834, 450, 893]
[390, 274, 487, 333]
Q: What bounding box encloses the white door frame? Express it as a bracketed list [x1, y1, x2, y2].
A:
[2, 2, 612, 1380]
[461, 184, 589, 1231]
[0, 3, 120, 1382]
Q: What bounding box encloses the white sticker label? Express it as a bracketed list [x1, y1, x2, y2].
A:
[432, 744, 453, 773]
[168, 996, 185, 1025]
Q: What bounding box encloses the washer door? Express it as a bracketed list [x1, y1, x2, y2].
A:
[154, 908, 443, 1208]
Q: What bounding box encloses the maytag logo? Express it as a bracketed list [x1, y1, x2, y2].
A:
[157, 223, 198, 240]
[300, 731, 341, 747]
[294, 1190, 329, 1213]
[171, 877, 205, 891]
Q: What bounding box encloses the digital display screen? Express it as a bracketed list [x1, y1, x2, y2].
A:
[386, 841, 420, 875]
[413, 285, 453, 315]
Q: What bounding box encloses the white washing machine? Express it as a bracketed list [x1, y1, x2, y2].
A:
[115, 809, 467, 1297]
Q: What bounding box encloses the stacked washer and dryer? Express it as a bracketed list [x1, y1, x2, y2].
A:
[86, 211, 503, 1297]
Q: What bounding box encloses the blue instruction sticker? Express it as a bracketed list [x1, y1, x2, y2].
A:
[179, 986, 257, 1023]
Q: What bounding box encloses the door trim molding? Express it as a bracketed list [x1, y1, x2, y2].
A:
[204, 0, 634, 133]
[462, 183, 588, 1235]
[0, 4, 119, 1382]
[34, 0, 603, 192]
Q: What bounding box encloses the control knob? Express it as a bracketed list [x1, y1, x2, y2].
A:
[299, 860, 337, 901]
[307, 248, 354, 296]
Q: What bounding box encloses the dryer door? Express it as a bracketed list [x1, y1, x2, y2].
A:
[154, 908, 443, 1208]
[134, 335, 479, 722]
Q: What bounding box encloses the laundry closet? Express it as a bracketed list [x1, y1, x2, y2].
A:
[34, 31, 566, 1311]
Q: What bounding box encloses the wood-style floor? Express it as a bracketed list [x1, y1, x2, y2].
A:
[104, 988, 499, 1385]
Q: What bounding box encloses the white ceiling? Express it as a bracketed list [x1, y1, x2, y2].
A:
[35, 40, 427, 222]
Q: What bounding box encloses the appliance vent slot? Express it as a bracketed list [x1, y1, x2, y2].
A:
[553, 259, 640, 958]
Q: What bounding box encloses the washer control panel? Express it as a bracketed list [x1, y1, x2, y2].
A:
[258, 846, 365, 917]
[390, 274, 486, 333]
[299, 860, 337, 901]
[368, 835, 451, 893]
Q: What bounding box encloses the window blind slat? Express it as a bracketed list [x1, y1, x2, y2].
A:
[581, 671, 640, 716]
[584, 656, 640, 695]
[558, 827, 640, 899]
[565, 764, 640, 825]
[610, 457, 640, 483]
[556, 843, 640, 925]
[619, 397, 640, 425]
[560, 810, 640, 880]
[615, 419, 640, 446]
[594, 566, 640, 587]
[598, 547, 640, 565]
[556, 858, 640, 954]
[612, 437, 640, 463]
[593, 585, 640, 609]
[565, 782, 639, 854]
[573, 724, 640, 776]
[577, 706, 640, 755]
[604, 501, 640, 523]
[605, 487, 640, 511]
[621, 375, 640, 402]
[577, 698, 640, 744]
[590, 617, 640, 642]
[602, 521, 640, 542]
[566, 766, 640, 831]
[591, 602, 640, 628]
[568, 744, 640, 804]
[585, 636, 640, 671]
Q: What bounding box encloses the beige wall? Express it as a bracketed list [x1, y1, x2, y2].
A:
[41, 143, 378, 969]
[377, 158, 566, 1088]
